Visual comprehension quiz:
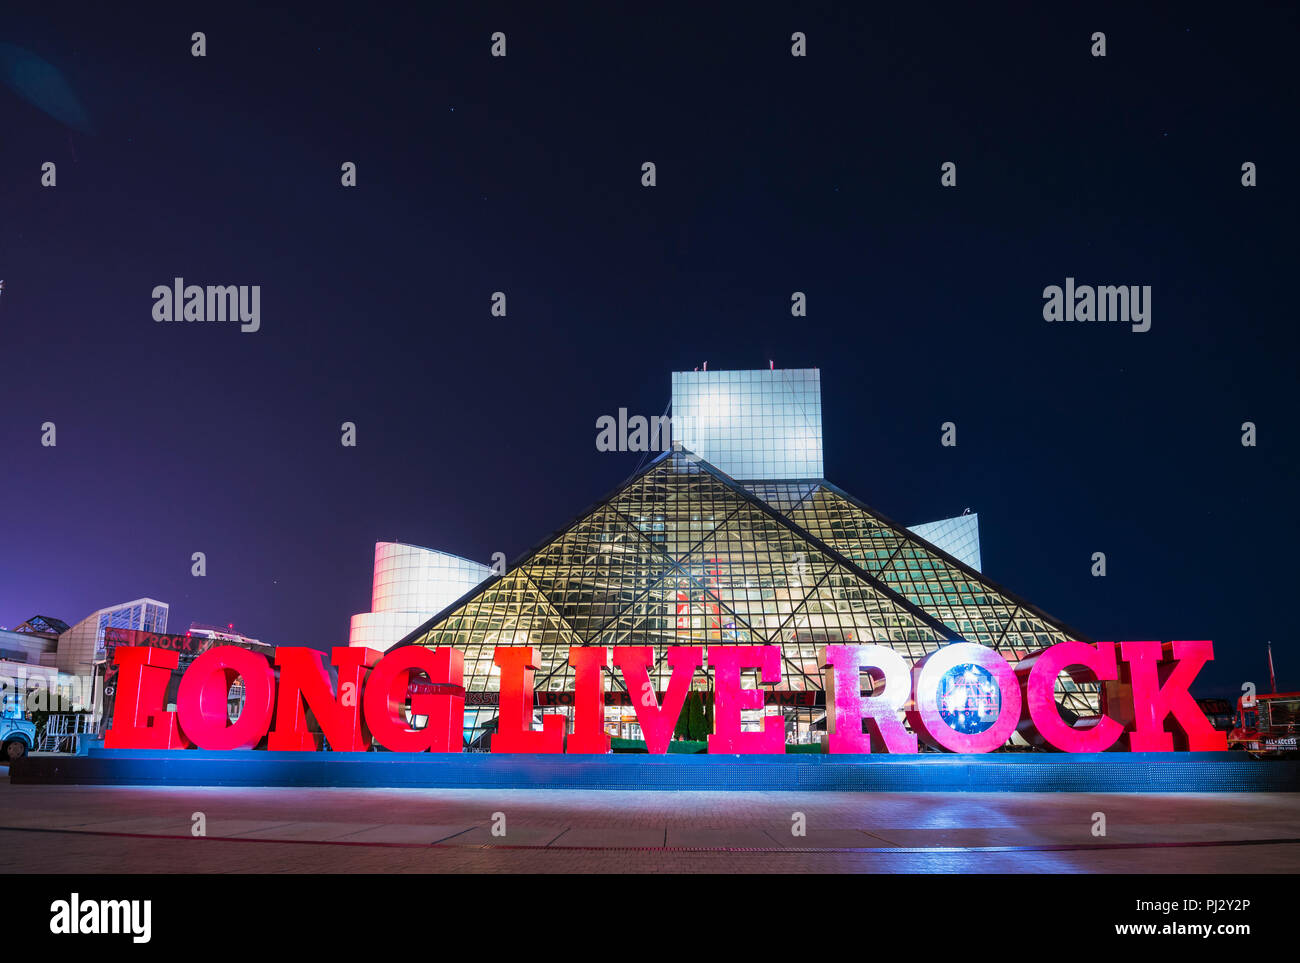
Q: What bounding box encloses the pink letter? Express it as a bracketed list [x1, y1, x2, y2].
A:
[707, 645, 784, 754]
[1119, 640, 1227, 751]
[908, 642, 1021, 753]
[1016, 641, 1123, 752]
[822, 644, 917, 753]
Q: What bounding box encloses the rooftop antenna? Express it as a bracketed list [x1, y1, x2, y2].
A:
[1268, 641, 1277, 693]
[769, 359, 774, 370]
[703, 361, 708, 371]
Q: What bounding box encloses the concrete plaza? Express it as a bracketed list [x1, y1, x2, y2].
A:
[2, 765, 1298, 872]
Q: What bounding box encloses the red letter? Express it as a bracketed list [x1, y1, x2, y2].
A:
[104, 647, 190, 749]
[1119, 640, 1227, 751]
[1016, 641, 1123, 752]
[822, 644, 917, 753]
[567, 647, 611, 754]
[707, 645, 784, 754]
[268, 646, 380, 751]
[363, 647, 464, 752]
[491, 646, 564, 753]
[612, 646, 701, 754]
[908, 642, 1021, 753]
[177, 646, 275, 750]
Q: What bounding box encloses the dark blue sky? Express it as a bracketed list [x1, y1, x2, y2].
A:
[1, 2, 1295, 696]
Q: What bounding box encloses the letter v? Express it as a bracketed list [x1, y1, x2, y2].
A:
[612, 646, 702, 753]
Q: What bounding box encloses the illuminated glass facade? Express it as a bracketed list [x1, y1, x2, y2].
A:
[400, 449, 1098, 745]
[672, 368, 823, 480]
[57, 598, 169, 674]
[907, 513, 981, 573]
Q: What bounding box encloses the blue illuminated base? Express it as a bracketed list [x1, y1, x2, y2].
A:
[10, 749, 1300, 792]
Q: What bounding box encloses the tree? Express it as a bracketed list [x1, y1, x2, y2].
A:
[675, 690, 709, 742]
[673, 691, 692, 741]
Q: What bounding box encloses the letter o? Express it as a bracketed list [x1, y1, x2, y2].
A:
[907, 642, 1021, 753]
[177, 647, 275, 749]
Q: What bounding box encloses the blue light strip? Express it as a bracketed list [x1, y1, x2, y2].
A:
[11, 749, 1300, 793]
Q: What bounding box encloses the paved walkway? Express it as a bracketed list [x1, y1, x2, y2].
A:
[2, 773, 1298, 872]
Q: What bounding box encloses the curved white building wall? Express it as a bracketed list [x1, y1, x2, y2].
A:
[349, 542, 492, 651]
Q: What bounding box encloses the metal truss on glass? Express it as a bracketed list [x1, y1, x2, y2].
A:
[401, 449, 1099, 728]
[93, 600, 169, 661]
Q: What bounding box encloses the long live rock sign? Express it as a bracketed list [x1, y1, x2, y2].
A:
[103, 639, 1227, 755]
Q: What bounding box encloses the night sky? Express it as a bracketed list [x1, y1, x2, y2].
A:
[2, 3, 1295, 697]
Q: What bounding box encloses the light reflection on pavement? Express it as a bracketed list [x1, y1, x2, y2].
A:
[2, 782, 1298, 873]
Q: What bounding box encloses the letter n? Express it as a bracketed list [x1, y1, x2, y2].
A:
[268, 646, 381, 751]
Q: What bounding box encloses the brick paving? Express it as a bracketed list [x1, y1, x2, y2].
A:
[1, 776, 1297, 872]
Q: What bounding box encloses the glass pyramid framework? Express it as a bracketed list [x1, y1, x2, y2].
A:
[399, 449, 1099, 737]
[743, 482, 1085, 659]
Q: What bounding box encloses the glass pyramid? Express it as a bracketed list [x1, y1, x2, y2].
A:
[400, 448, 1099, 741]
